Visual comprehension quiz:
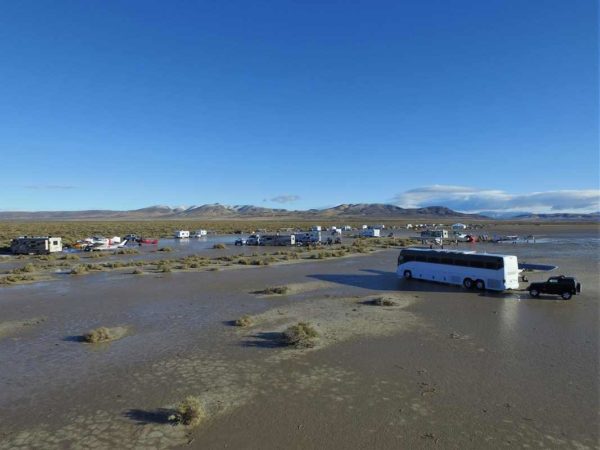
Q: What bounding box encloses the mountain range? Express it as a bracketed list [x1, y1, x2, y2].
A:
[0, 203, 597, 221]
[0, 203, 484, 220]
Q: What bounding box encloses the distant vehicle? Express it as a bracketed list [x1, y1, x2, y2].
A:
[245, 234, 261, 246]
[193, 230, 207, 238]
[123, 234, 139, 242]
[294, 231, 322, 245]
[397, 248, 520, 291]
[174, 230, 190, 239]
[527, 276, 581, 300]
[11, 236, 62, 255]
[260, 234, 296, 246]
[139, 238, 158, 245]
[360, 229, 380, 238]
[234, 237, 247, 246]
[84, 239, 129, 252]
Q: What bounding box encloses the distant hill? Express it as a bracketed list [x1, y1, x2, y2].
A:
[0, 203, 487, 221]
[509, 212, 600, 221]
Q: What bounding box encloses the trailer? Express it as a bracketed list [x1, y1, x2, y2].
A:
[174, 230, 190, 239]
[193, 230, 207, 238]
[294, 231, 322, 245]
[11, 236, 62, 255]
[360, 229, 381, 238]
[260, 234, 296, 246]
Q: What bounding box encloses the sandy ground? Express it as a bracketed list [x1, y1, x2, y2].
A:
[0, 225, 598, 449]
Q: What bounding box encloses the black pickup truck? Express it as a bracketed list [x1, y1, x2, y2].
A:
[527, 276, 581, 300]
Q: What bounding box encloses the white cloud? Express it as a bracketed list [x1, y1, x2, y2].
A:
[392, 185, 600, 213]
[268, 194, 301, 204]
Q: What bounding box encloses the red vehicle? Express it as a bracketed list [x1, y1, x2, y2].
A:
[138, 238, 158, 245]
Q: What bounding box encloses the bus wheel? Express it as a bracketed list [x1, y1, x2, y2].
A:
[463, 278, 473, 289]
[475, 280, 485, 290]
[403, 270, 412, 279]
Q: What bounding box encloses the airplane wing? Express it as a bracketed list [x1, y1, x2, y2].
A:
[518, 263, 557, 272]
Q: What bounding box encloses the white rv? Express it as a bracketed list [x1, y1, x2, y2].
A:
[360, 229, 381, 238]
[174, 230, 190, 239]
[11, 236, 62, 255]
[193, 230, 207, 237]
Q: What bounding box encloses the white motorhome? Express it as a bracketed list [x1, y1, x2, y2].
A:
[397, 248, 520, 291]
[260, 234, 296, 246]
[174, 230, 190, 239]
[193, 230, 207, 237]
[11, 236, 62, 255]
[360, 229, 381, 238]
[311, 225, 322, 232]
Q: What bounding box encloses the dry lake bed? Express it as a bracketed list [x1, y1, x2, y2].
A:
[0, 226, 598, 449]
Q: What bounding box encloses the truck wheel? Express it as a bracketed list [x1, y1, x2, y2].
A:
[529, 289, 539, 298]
[403, 270, 412, 279]
[463, 278, 473, 289]
[561, 292, 572, 300]
[475, 279, 485, 290]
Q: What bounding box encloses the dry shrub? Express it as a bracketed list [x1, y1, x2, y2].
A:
[70, 265, 88, 275]
[158, 247, 172, 252]
[254, 285, 289, 295]
[83, 327, 113, 343]
[213, 243, 226, 249]
[132, 268, 143, 275]
[171, 396, 205, 426]
[282, 322, 318, 348]
[370, 297, 397, 306]
[234, 315, 252, 327]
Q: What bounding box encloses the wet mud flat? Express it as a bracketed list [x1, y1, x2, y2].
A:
[0, 228, 598, 449]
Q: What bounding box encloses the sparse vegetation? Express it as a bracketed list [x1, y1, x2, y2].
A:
[158, 246, 172, 252]
[0, 274, 36, 285]
[70, 265, 88, 275]
[213, 243, 226, 249]
[369, 297, 397, 306]
[114, 248, 139, 255]
[83, 327, 113, 343]
[234, 315, 253, 327]
[132, 268, 143, 275]
[282, 322, 318, 348]
[170, 396, 205, 426]
[253, 285, 290, 295]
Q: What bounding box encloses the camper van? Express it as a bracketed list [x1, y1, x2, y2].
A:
[174, 230, 190, 239]
[11, 236, 62, 255]
[193, 230, 207, 238]
[360, 229, 381, 238]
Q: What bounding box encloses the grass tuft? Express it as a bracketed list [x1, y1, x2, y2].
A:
[234, 315, 253, 327]
[282, 322, 318, 348]
[253, 285, 289, 295]
[83, 327, 113, 343]
[170, 396, 205, 426]
[212, 243, 226, 249]
[370, 297, 397, 306]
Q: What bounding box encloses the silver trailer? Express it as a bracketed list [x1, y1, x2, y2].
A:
[11, 236, 62, 255]
[260, 234, 296, 246]
[294, 231, 322, 245]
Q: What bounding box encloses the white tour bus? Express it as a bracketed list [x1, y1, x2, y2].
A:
[397, 248, 520, 291]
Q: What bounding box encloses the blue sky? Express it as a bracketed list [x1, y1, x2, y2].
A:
[1, 0, 598, 212]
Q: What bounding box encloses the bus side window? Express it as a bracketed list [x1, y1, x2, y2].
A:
[470, 260, 485, 268]
[441, 258, 453, 265]
[415, 255, 426, 262]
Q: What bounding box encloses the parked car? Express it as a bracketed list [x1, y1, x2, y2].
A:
[527, 276, 581, 300]
[234, 238, 247, 246]
[245, 235, 261, 246]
